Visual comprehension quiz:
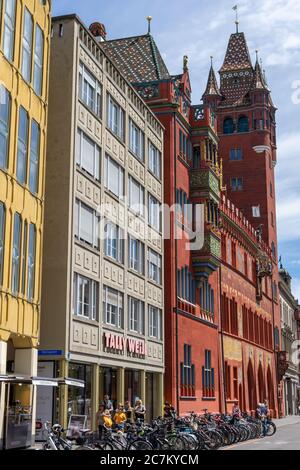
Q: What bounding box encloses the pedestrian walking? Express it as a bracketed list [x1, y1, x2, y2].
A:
[101, 394, 114, 413]
[134, 399, 146, 423]
[113, 404, 127, 431]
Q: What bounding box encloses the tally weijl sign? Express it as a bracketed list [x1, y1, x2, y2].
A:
[104, 332, 147, 356]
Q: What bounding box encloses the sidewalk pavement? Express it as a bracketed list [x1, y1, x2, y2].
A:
[273, 415, 300, 428]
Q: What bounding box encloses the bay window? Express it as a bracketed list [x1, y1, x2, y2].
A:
[21, 8, 33, 83]
[76, 128, 101, 180]
[128, 297, 144, 334]
[27, 223, 36, 300]
[74, 199, 100, 249]
[103, 285, 123, 328]
[11, 213, 22, 294]
[29, 120, 40, 193]
[0, 85, 11, 170]
[33, 25, 44, 96]
[0, 202, 5, 286]
[2, 0, 16, 61]
[16, 107, 29, 185]
[73, 273, 98, 321]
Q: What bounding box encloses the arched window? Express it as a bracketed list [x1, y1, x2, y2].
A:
[238, 115, 249, 133]
[223, 117, 234, 134]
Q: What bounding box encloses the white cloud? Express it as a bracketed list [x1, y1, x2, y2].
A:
[291, 277, 300, 303]
[284, 34, 300, 50]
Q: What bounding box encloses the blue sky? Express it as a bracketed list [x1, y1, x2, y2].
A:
[52, 0, 300, 299]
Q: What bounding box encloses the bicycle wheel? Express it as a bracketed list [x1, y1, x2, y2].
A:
[266, 421, 276, 437]
[167, 435, 186, 450]
[128, 439, 153, 451]
[157, 438, 171, 450]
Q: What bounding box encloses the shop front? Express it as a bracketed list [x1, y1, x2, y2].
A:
[98, 331, 164, 422]
[35, 360, 85, 441]
[0, 375, 58, 449]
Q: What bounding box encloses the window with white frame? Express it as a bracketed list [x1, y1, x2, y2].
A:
[27, 223, 36, 300]
[74, 199, 100, 249]
[21, 8, 33, 83]
[149, 142, 161, 179]
[128, 297, 144, 334]
[79, 62, 102, 117]
[16, 107, 29, 185]
[2, 0, 16, 61]
[252, 206, 260, 218]
[76, 128, 101, 180]
[148, 248, 161, 284]
[29, 120, 40, 193]
[148, 194, 161, 231]
[104, 220, 124, 263]
[0, 202, 5, 286]
[148, 305, 162, 340]
[129, 119, 144, 161]
[0, 85, 11, 170]
[128, 236, 144, 275]
[107, 94, 124, 141]
[103, 285, 123, 328]
[128, 175, 144, 216]
[11, 213, 22, 295]
[104, 154, 124, 198]
[73, 272, 98, 321]
[33, 24, 44, 96]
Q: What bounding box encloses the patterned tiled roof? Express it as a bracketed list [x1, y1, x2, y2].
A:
[220, 32, 252, 72]
[203, 65, 221, 97]
[101, 34, 170, 83]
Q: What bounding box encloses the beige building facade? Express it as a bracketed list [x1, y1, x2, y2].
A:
[39, 15, 165, 431]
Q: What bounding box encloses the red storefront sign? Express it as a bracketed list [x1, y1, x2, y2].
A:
[104, 332, 147, 356]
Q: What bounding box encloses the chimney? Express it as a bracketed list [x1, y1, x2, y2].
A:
[89, 22, 107, 42]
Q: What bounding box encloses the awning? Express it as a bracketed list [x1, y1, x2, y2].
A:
[0, 375, 58, 386]
[0, 375, 85, 388]
[57, 377, 85, 388]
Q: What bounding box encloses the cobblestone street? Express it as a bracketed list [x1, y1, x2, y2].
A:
[225, 416, 300, 450]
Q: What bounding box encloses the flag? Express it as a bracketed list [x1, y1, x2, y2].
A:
[233, 5, 238, 10]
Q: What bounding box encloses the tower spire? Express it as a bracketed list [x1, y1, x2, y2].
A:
[202, 56, 221, 100]
[233, 5, 239, 33]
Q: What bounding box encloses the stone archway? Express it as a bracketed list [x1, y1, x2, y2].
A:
[267, 365, 275, 411]
[247, 360, 257, 411]
[258, 362, 266, 403]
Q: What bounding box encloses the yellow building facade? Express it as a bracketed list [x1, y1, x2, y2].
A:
[0, 0, 51, 448]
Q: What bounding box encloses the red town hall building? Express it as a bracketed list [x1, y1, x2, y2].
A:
[99, 23, 283, 416]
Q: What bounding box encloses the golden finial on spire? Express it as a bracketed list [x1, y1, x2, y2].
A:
[232, 5, 239, 33]
[146, 16, 152, 34]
